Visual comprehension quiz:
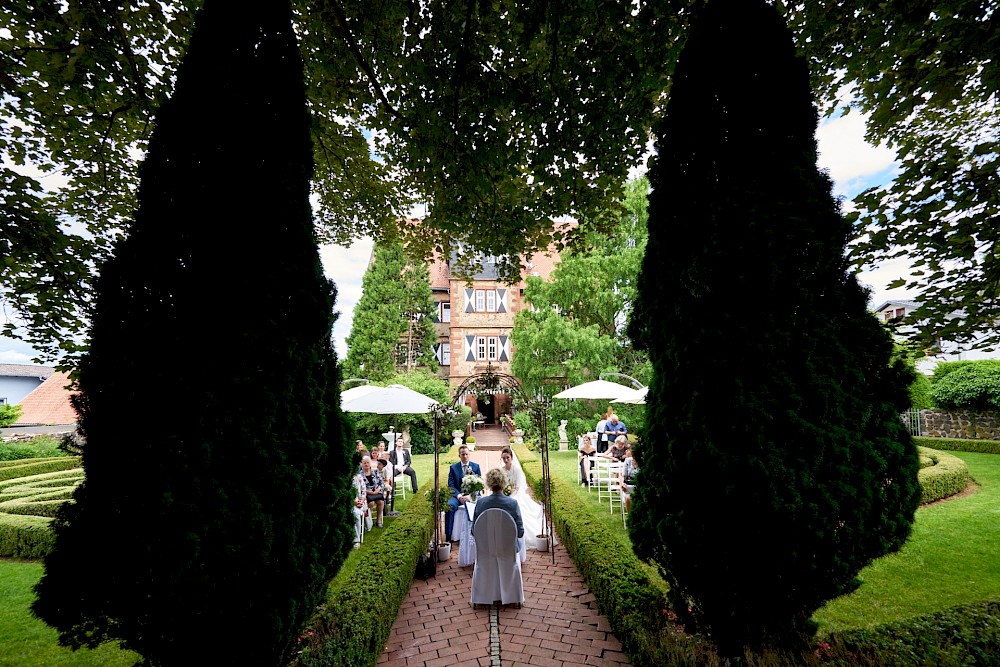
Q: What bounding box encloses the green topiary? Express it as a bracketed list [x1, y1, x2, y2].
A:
[31, 3, 352, 664]
[628, 0, 919, 655]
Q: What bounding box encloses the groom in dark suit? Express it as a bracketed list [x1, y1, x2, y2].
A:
[446, 445, 481, 541]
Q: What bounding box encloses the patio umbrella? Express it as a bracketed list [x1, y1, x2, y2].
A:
[341, 384, 440, 414]
[339, 383, 382, 406]
[553, 379, 640, 400]
[611, 386, 648, 405]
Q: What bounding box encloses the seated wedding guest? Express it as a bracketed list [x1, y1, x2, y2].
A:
[473, 467, 524, 554]
[620, 446, 640, 512]
[355, 439, 369, 457]
[372, 441, 390, 463]
[351, 471, 370, 548]
[390, 437, 419, 493]
[579, 435, 597, 486]
[601, 435, 629, 462]
[360, 456, 386, 528]
[376, 458, 394, 498]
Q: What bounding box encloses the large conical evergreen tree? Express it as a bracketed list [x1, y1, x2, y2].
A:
[31, 1, 354, 664]
[628, 0, 920, 655]
[344, 241, 437, 381]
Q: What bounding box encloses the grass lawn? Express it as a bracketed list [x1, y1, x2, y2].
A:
[814, 451, 1000, 633]
[542, 448, 1000, 636]
[0, 452, 442, 665]
[0, 559, 138, 667]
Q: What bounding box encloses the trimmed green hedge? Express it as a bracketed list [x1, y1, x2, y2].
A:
[290, 478, 434, 667]
[916, 447, 970, 504]
[514, 444, 729, 666]
[830, 598, 1000, 666]
[0, 457, 80, 481]
[915, 435, 1000, 455]
[0, 513, 55, 558]
[0, 464, 82, 557]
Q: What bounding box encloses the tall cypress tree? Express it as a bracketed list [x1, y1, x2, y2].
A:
[628, 0, 920, 654]
[31, 1, 354, 664]
[344, 241, 438, 381]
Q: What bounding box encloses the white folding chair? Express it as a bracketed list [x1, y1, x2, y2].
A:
[470, 508, 524, 607]
[607, 463, 624, 515]
[392, 470, 408, 500]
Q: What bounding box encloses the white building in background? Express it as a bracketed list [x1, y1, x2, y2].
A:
[872, 300, 1000, 375]
[0, 363, 55, 405]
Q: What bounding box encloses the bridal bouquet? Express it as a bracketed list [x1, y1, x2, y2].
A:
[461, 473, 484, 497]
[502, 481, 515, 496]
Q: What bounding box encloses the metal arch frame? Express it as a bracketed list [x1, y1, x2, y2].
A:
[431, 363, 556, 564]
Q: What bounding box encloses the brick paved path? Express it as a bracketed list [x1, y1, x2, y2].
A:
[377, 425, 629, 667]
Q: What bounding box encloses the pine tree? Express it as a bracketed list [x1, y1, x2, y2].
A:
[344, 241, 438, 381]
[628, 0, 920, 654]
[31, 1, 354, 664]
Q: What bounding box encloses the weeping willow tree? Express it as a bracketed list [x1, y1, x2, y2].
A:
[628, 0, 920, 655]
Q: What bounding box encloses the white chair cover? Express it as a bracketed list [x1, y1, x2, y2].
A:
[470, 508, 525, 606]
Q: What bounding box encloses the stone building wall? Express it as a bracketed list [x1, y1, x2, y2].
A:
[921, 409, 1000, 440]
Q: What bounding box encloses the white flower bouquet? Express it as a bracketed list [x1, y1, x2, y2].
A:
[461, 473, 484, 497]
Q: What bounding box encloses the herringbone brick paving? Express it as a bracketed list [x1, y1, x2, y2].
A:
[376, 425, 629, 667]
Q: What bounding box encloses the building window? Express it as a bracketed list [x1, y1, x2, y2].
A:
[895, 308, 905, 318]
[486, 290, 496, 312]
[475, 290, 485, 312]
[884, 311, 892, 322]
[441, 343, 450, 365]
[477, 336, 487, 360]
[0, 397, 6, 405]
[488, 336, 498, 360]
[441, 301, 451, 322]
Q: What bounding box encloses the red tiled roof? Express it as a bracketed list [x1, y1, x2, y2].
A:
[15, 372, 77, 425]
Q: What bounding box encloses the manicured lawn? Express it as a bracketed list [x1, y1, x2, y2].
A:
[0, 559, 138, 667]
[814, 451, 1000, 633]
[0, 452, 442, 665]
[545, 448, 1000, 635]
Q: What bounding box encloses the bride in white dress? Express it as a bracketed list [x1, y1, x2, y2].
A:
[500, 446, 556, 552]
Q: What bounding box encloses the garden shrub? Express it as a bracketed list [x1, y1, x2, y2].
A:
[829, 598, 1000, 667]
[0, 436, 67, 461]
[290, 477, 434, 667]
[915, 436, 1000, 455]
[0, 514, 55, 558]
[930, 360, 980, 385]
[930, 360, 1000, 411]
[0, 457, 80, 481]
[0, 403, 22, 427]
[915, 448, 969, 504]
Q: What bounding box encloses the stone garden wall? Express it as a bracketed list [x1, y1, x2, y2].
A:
[921, 409, 1000, 440]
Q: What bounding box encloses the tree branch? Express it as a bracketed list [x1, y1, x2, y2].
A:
[328, 0, 403, 122]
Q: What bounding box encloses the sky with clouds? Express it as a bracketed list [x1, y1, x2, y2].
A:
[0, 108, 917, 367]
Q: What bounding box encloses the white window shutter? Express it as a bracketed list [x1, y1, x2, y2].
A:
[497, 288, 508, 313]
[465, 288, 475, 312]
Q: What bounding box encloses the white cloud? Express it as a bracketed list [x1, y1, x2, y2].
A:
[0, 336, 43, 365]
[319, 237, 374, 360]
[816, 110, 898, 198]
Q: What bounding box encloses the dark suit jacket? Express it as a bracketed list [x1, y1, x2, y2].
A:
[473, 493, 524, 538]
[389, 448, 412, 468]
[448, 461, 482, 500]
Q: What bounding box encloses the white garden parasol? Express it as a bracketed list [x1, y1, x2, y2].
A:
[553, 379, 641, 400]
